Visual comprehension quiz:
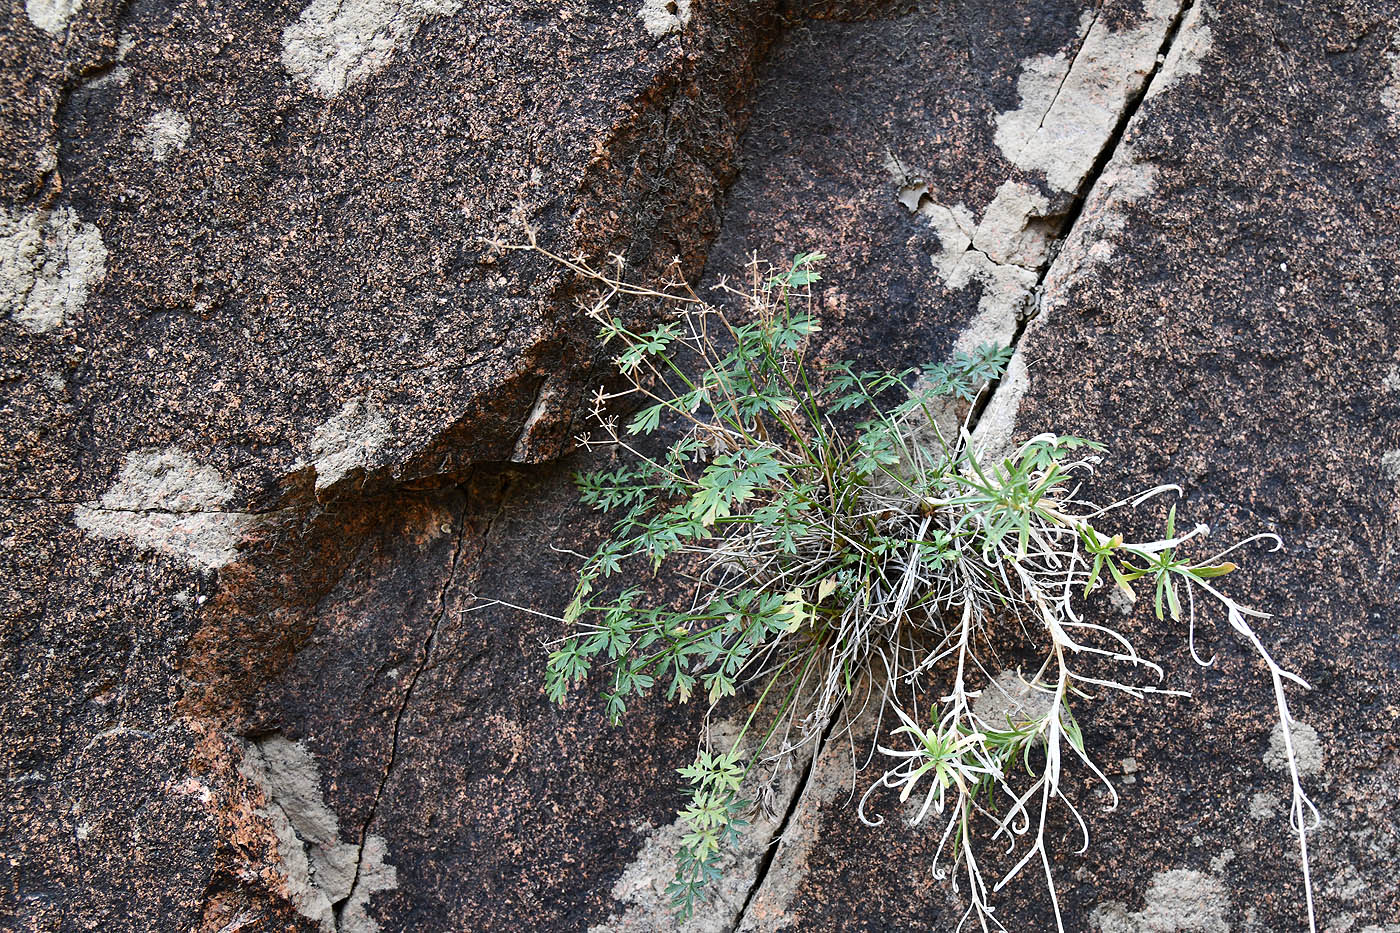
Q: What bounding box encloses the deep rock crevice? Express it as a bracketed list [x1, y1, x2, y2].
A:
[726, 0, 1203, 924]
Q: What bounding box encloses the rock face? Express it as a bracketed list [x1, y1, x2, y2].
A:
[3, 1, 783, 929]
[2, 1, 1398, 932]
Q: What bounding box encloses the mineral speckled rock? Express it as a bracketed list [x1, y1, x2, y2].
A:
[3, 1, 784, 929]
[744, 1, 1400, 930]
[4, 0, 1400, 930]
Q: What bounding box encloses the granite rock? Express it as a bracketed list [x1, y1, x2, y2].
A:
[5, 0, 1400, 930]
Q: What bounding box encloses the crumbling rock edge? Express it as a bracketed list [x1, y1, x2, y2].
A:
[152, 4, 794, 928]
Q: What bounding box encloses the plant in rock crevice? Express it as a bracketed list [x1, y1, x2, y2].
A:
[491, 235, 1318, 932]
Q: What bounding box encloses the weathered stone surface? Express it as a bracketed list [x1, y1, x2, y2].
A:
[751, 1, 1400, 930]
[3, 1, 784, 928]
[5, 0, 1400, 930]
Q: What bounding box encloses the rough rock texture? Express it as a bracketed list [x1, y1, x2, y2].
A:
[748, 1, 1400, 931]
[5, 0, 1400, 930]
[3, 1, 785, 929]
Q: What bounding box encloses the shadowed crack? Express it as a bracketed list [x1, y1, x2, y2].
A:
[726, 2, 1200, 925]
[730, 706, 841, 931]
[332, 487, 485, 926]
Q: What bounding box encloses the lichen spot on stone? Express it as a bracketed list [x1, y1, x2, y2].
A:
[1383, 35, 1400, 126]
[1248, 791, 1281, 820]
[140, 109, 191, 162]
[309, 396, 391, 492]
[73, 448, 253, 570]
[1264, 719, 1324, 776]
[25, 0, 81, 35]
[1381, 449, 1400, 483]
[1, 206, 108, 334]
[1091, 869, 1230, 933]
[281, 0, 465, 99]
[639, 0, 690, 39]
[1145, 2, 1215, 100]
[241, 737, 398, 933]
[994, 0, 1183, 193]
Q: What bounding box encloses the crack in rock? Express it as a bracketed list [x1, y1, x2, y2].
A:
[994, 0, 1183, 194]
[888, 168, 1041, 357]
[1146, 2, 1215, 101]
[970, 0, 1199, 459]
[510, 375, 564, 462]
[281, 0, 465, 99]
[73, 448, 256, 570]
[590, 715, 812, 933]
[734, 705, 879, 932]
[1, 205, 108, 334]
[241, 736, 399, 933]
[1037, 140, 1160, 298]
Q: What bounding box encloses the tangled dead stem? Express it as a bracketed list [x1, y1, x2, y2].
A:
[482, 237, 1319, 932]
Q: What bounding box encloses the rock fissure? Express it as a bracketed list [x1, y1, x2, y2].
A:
[722, 2, 1204, 923]
[971, 0, 1196, 452]
[729, 704, 841, 933]
[1025, 6, 1104, 148]
[333, 497, 474, 926]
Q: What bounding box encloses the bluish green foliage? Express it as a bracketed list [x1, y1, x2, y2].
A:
[542, 252, 1019, 916]
[523, 248, 1307, 931]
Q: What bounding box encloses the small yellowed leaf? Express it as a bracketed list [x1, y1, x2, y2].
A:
[817, 577, 840, 604]
[781, 588, 808, 632]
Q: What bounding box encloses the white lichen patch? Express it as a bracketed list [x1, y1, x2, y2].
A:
[993, 51, 1073, 180]
[950, 257, 1038, 353]
[901, 185, 1039, 359]
[592, 717, 805, 933]
[1091, 869, 1231, 933]
[973, 669, 1057, 729]
[889, 160, 1050, 374]
[308, 396, 391, 493]
[1382, 35, 1400, 126]
[1, 206, 108, 333]
[995, 0, 1182, 193]
[1248, 791, 1281, 820]
[1264, 720, 1324, 776]
[74, 448, 254, 570]
[973, 180, 1053, 268]
[1146, 2, 1214, 100]
[140, 109, 191, 162]
[1208, 848, 1234, 874]
[281, 0, 464, 98]
[639, 0, 690, 38]
[26, 0, 82, 34]
[1381, 449, 1400, 482]
[241, 736, 398, 933]
[1109, 585, 1137, 615]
